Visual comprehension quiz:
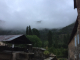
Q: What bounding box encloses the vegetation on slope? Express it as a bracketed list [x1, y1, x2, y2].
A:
[0, 22, 75, 58]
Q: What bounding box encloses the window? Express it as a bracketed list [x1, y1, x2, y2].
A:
[75, 36, 77, 47]
[77, 34, 79, 44]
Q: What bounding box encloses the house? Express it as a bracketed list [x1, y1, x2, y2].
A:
[0, 35, 32, 44]
[68, 0, 80, 60]
[0, 35, 47, 60]
[0, 35, 33, 60]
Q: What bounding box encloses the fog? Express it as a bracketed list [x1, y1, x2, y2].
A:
[0, 0, 77, 30]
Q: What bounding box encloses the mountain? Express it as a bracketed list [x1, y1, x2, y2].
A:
[0, 22, 75, 57]
[0, 22, 75, 36]
[39, 22, 75, 42]
[0, 22, 75, 44]
[0, 22, 75, 58]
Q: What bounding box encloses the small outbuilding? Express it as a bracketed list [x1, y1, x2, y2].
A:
[0, 34, 33, 60]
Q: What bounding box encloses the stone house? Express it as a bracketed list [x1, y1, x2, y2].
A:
[68, 0, 80, 60]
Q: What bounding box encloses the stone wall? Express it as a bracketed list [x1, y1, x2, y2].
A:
[68, 33, 77, 60]
[0, 52, 13, 60]
[68, 0, 80, 60]
[0, 47, 46, 60]
[76, 0, 80, 60]
[0, 51, 34, 60]
[32, 47, 46, 60]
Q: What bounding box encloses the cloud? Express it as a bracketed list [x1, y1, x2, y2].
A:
[0, 0, 77, 30]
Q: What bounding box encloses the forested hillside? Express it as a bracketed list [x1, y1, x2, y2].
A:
[0, 22, 75, 58]
[39, 22, 75, 45]
[0, 22, 75, 35]
[39, 22, 75, 58]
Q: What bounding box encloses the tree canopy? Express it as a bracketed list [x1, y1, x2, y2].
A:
[32, 28, 40, 38]
[48, 30, 53, 47]
[26, 35, 42, 47]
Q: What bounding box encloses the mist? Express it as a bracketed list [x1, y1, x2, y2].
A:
[0, 0, 77, 30]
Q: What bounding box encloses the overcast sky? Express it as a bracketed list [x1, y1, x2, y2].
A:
[0, 0, 78, 30]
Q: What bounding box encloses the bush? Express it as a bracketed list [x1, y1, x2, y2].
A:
[26, 35, 42, 47]
[43, 50, 50, 55]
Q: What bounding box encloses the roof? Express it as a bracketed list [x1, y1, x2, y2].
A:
[0, 35, 32, 44]
[68, 17, 78, 44]
[74, 0, 77, 8]
[0, 35, 22, 41]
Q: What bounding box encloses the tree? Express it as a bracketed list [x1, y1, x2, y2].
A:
[48, 31, 53, 47]
[44, 40, 48, 47]
[32, 28, 40, 38]
[26, 35, 42, 47]
[28, 25, 32, 35]
[26, 26, 29, 35]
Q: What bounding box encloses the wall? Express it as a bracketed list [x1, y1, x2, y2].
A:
[0, 52, 13, 60]
[68, 33, 77, 60]
[68, 0, 80, 60]
[76, 0, 80, 60]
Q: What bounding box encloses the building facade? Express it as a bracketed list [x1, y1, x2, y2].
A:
[68, 0, 80, 60]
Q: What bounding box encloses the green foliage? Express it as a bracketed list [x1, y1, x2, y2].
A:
[43, 50, 50, 55]
[26, 25, 33, 35]
[28, 25, 32, 35]
[40, 28, 70, 58]
[26, 26, 29, 35]
[26, 26, 40, 37]
[48, 31, 53, 47]
[0, 22, 75, 58]
[44, 41, 48, 47]
[32, 28, 40, 38]
[48, 47, 68, 58]
[26, 35, 42, 47]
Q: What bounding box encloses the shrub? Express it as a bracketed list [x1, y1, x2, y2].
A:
[43, 50, 50, 55]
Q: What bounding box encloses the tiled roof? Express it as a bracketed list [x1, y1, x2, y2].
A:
[0, 35, 22, 41]
[0, 35, 32, 44]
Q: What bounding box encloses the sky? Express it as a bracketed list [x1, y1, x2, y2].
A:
[0, 0, 78, 30]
